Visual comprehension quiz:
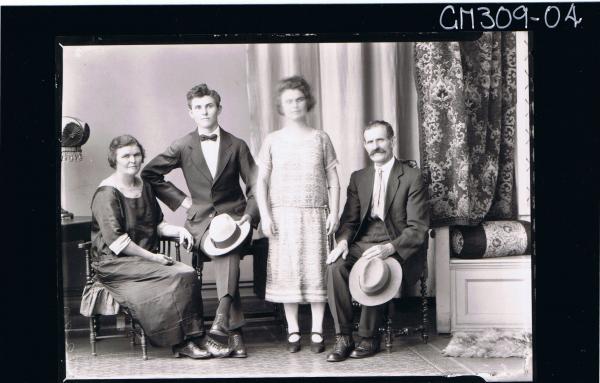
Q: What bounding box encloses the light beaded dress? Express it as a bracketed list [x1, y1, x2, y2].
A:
[258, 128, 338, 303]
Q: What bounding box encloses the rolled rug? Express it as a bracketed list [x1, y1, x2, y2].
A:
[450, 220, 531, 259]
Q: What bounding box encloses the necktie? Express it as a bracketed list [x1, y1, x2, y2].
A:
[199, 134, 218, 141]
[374, 167, 384, 219]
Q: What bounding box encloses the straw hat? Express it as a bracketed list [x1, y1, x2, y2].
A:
[201, 214, 251, 256]
[349, 256, 403, 306]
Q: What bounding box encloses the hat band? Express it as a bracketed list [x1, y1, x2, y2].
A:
[211, 225, 242, 249]
[360, 277, 389, 295]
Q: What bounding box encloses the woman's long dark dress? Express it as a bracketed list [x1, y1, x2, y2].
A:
[90, 182, 204, 347]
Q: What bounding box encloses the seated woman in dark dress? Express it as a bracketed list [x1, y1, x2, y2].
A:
[90, 134, 223, 359]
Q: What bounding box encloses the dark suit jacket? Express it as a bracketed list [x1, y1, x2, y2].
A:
[141, 128, 259, 251]
[336, 158, 430, 286]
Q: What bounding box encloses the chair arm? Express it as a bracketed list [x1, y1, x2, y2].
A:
[78, 241, 92, 250]
[159, 235, 181, 262]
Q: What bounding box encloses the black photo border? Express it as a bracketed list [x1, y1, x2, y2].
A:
[1, 3, 598, 383]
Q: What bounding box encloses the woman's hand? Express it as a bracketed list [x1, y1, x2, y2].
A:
[261, 215, 277, 238]
[326, 212, 339, 236]
[152, 253, 174, 266]
[178, 227, 194, 251]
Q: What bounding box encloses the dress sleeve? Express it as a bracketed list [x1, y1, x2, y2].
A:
[256, 134, 272, 171]
[321, 131, 339, 170]
[91, 187, 131, 255]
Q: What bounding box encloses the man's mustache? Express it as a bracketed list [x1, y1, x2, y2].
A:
[369, 148, 387, 156]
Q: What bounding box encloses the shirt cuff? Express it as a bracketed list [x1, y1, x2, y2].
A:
[157, 220, 169, 236]
[109, 234, 131, 255]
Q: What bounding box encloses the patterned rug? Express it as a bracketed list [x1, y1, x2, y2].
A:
[65, 331, 447, 379]
[442, 329, 532, 358]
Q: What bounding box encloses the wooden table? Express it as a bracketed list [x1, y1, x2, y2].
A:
[61, 216, 92, 298]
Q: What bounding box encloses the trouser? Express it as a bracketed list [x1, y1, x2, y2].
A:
[327, 217, 400, 338]
[195, 245, 248, 331]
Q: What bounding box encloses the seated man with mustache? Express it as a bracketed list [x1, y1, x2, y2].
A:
[325, 120, 430, 362]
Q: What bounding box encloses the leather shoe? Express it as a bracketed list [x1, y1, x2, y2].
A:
[229, 331, 247, 358]
[172, 341, 211, 359]
[203, 336, 232, 358]
[326, 334, 355, 362]
[287, 332, 301, 353]
[310, 332, 325, 354]
[349, 337, 381, 359]
[210, 313, 229, 337]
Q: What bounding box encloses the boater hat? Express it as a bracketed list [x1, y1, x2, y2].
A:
[201, 214, 251, 256]
[349, 256, 403, 307]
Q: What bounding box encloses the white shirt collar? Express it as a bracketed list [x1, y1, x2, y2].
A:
[375, 156, 395, 173]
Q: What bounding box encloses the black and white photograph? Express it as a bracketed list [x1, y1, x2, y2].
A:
[2, 3, 598, 383]
[59, 32, 534, 380]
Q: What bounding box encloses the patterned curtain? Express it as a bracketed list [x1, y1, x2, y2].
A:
[414, 32, 517, 227]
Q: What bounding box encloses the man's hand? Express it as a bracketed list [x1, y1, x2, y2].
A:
[362, 243, 396, 260]
[181, 197, 192, 210]
[237, 214, 252, 226]
[326, 240, 349, 265]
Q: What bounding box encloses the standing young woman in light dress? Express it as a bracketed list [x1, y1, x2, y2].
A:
[256, 76, 341, 353]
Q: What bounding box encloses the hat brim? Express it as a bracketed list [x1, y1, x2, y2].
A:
[200, 220, 252, 256]
[349, 257, 403, 307]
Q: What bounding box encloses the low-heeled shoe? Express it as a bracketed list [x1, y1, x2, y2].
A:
[287, 332, 301, 353]
[349, 337, 381, 359]
[172, 341, 211, 359]
[310, 332, 325, 353]
[203, 336, 232, 358]
[326, 334, 355, 362]
[229, 332, 247, 358]
[209, 313, 229, 337]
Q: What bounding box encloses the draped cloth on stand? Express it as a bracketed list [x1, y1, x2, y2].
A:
[414, 32, 517, 227]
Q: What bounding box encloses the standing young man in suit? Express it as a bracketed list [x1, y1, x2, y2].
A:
[142, 84, 259, 358]
[325, 120, 430, 362]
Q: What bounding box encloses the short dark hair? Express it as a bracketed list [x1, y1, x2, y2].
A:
[108, 135, 145, 169]
[186, 83, 222, 109]
[364, 120, 395, 139]
[276, 75, 316, 115]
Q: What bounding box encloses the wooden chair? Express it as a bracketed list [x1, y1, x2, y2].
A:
[353, 230, 432, 352]
[195, 237, 286, 333]
[382, 230, 433, 351]
[78, 236, 180, 360]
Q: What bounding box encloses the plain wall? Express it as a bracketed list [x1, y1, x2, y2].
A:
[61, 44, 253, 282]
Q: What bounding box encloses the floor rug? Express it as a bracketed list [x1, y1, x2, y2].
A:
[442, 328, 531, 358]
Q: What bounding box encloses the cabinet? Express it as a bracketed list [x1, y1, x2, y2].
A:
[61, 216, 92, 298]
[450, 256, 532, 332]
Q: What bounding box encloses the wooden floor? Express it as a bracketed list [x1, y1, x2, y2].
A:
[63, 298, 531, 381]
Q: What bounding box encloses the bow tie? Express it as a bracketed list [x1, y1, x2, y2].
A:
[199, 134, 218, 142]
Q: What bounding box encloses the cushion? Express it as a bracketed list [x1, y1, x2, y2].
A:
[451, 220, 531, 259]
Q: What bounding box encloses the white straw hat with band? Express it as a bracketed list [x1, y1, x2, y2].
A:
[201, 214, 252, 256]
[349, 256, 403, 307]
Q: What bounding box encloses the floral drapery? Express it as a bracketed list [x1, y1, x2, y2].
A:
[414, 32, 517, 227]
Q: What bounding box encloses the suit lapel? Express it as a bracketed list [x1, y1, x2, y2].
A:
[358, 166, 375, 220]
[213, 128, 233, 184]
[384, 159, 404, 218]
[188, 131, 213, 183]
